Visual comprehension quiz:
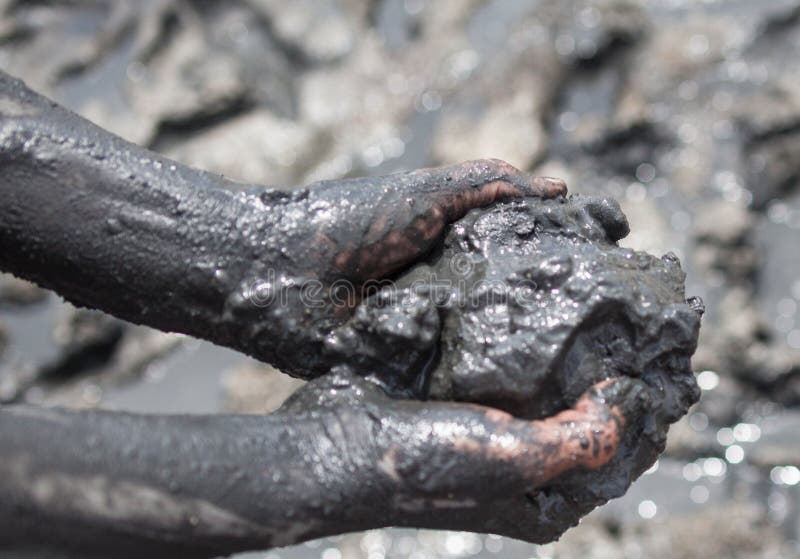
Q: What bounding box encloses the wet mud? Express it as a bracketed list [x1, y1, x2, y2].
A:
[0, 67, 702, 556]
[318, 193, 703, 540]
[1, 0, 799, 557]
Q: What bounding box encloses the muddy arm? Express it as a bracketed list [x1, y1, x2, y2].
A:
[0, 372, 648, 559]
[0, 70, 565, 380]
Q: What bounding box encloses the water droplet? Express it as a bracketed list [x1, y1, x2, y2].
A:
[559, 111, 579, 132]
[781, 466, 800, 485]
[689, 412, 709, 432]
[792, 279, 800, 300]
[635, 163, 657, 183]
[716, 427, 735, 446]
[767, 202, 789, 223]
[578, 6, 600, 28]
[82, 384, 102, 405]
[683, 462, 703, 481]
[702, 457, 726, 477]
[733, 423, 761, 443]
[687, 34, 709, 58]
[321, 548, 342, 559]
[777, 298, 797, 317]
[555, 34, 575, 56]
[362, 145, 384, 168]
[626, 182, 647, 202]
[419, 90, 442, 112]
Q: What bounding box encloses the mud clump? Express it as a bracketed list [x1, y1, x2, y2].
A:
[424, 195, 702, 422]
[339, 195, 702, 422]
[322, 193, 704, 538]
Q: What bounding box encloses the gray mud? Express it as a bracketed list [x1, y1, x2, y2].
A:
[425, 195, 700, 421]
[334, 194, 701, 428]
[1, 0, 799, 557]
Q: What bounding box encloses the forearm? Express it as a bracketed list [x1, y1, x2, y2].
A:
[0, 71, 567, 384]
[0, 374, 646, 558]
[0, 405, 386, 558]
[0, 72, 319, 372]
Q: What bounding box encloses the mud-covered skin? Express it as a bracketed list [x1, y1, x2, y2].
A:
[0, 70, 564, 379]
[0, 373, 647, 558]
[326, 194, 703, 528]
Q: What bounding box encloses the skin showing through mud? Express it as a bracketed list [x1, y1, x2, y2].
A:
[449, 380, 624, 484]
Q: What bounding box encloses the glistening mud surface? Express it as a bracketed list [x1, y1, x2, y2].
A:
[335, 195, 702, 421]
[0, 67, 700, 555]
[320, 194, 704, 539]
[2, 0, 800, 557]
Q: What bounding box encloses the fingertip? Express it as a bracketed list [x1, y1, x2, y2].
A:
[528, 176, 568, 198]
[588, 377, 650, 422]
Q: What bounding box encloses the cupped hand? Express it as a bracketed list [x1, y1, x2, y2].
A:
[278, 369, 654, 543]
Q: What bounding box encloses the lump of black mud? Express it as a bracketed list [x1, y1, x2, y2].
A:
[323, 194, 703, 536]
[322, 196, 703, 532]
[332, 194, 703, 425]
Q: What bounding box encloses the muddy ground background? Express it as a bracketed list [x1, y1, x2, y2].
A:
[1, 0, 799, 558]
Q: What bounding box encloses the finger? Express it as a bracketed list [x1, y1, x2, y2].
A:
[336, 159, 567, 281]
[511, 377, 648, 486]
[450, 379, 643, 487]
[374, 377, 648, 495]
[417, 159, 567, 220]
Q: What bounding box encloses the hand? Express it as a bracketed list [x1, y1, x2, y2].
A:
[0, 366, 657, 556]
[242, 159, 566, 378]
[279, 369, 654, 543]
[294, 159, 566, 282]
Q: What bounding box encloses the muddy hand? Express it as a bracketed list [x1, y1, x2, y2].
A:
[279, 371, 650, 543]
[248, 159, 566, 377]
[0, 72, 566, 382]
[0, 372, 651, 556]
[282, 159, 567, 282]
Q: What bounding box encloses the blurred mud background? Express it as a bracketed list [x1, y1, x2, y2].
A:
[1, 0, 800, 558]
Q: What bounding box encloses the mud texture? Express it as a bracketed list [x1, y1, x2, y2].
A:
[323, 194, 703, 544]
[0, 1, 798, 558]
[0, 69, 701, 419]
[427, 195, 702, 422]
[334, 196, 702, 423]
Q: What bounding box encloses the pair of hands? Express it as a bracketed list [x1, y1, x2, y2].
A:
[263, 158, 655, 538]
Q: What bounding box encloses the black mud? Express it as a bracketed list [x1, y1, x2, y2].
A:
[331, 195, 702, 423]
